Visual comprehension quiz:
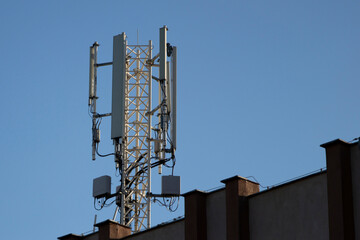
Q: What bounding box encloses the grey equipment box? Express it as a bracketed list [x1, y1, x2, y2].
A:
[93, 175, 111, 198]
[161, 175, 181, 196]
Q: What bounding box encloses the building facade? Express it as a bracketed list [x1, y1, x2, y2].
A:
[59, 139, 360, 240]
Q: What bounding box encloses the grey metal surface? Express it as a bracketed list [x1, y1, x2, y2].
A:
[159, 26, 167, 84]
[111, 33, 126, 139]
[161, 175, 180, 195]
[93, 175, 111, 198]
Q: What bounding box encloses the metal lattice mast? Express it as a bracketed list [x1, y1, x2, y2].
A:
[90, 26, 177, 234]
[120, 42, 152, 231]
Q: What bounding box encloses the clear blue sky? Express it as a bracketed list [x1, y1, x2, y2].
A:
[1, 0, 359, 239]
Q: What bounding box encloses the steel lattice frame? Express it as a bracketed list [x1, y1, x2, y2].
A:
[121, 43, 152, 232]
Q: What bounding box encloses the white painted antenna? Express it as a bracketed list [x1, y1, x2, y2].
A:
[89, 48, 95, 105]
[89, 42, 99, 161]
[89, 42, 98, 107]
[166, 61, 171, 112]
[171, 46, 177, 150]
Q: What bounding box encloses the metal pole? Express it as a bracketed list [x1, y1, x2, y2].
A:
[134, 48, 141, 231]
[90, 43, 99, 161]
[147, 40, 152, 229]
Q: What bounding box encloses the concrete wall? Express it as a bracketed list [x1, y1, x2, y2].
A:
[123, 219, 184, 240]
[351, 144, 360, 240]
[206, 189, 226, 240]
[248, 173, 329, 240]
[85, 233, 98, 240]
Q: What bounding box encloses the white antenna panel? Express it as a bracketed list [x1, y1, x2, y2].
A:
[166, 61, 171, 112]
[89, 44, 96, 106]
[171, 47, 177, 149]
[111, 33, 127, 139]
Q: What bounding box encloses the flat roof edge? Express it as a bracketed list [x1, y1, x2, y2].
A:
[249, 169, 327, 198]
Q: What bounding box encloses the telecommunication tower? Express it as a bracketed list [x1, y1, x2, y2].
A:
[88, 26, 179, 233]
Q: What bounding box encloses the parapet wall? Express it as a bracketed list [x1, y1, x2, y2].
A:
[248, 172, 329, 240]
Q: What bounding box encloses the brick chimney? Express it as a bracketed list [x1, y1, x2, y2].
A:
[94, 219, 131, 240]
[183, 190, 207, 240]
[221, 176, 259, 240]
